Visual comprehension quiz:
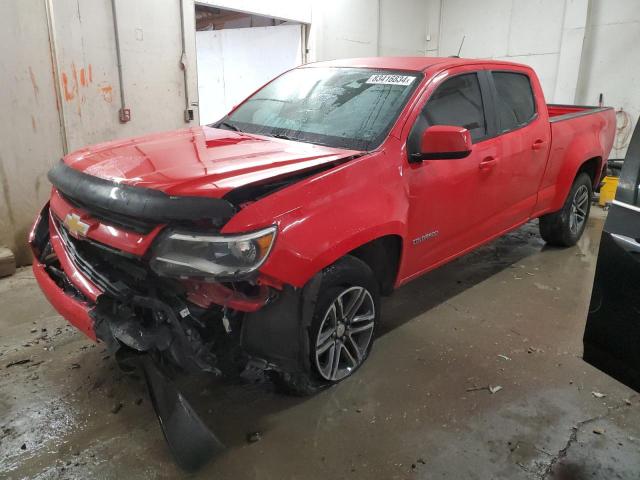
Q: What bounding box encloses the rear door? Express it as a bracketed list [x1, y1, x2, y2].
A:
[486, 68, 551, 227]
[584, 120, 640, 391]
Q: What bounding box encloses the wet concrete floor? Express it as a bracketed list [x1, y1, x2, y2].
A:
[1, 207, 639, 479]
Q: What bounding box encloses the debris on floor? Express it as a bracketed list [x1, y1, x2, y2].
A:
[466, 385, 503, 394]
[6, 359, 30, 368]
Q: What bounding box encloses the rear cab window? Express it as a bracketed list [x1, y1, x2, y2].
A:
[491, 71, 537, 133]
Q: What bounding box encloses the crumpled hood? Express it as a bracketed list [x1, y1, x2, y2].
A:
[63, 126, 362, 198]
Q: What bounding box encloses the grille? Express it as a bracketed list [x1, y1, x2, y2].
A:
[56, 218, 150, 298]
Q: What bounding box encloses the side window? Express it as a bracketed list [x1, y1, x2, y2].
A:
[421, 73, 488, 142]
[407, 73, 487, 155]
[492, 72, 536, 133]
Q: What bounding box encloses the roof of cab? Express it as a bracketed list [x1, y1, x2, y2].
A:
[303, 56, 529, 72]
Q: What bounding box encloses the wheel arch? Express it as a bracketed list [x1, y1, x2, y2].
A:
[576, 156, 604, 188]
[348, 234, 403, 296]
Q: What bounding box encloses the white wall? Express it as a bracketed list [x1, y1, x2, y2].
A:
[434, 0, 588, 103]
[379, 0, 431, 56]
[197, 25, 303, 124]
[309, 0, 379, 61]
[307, 0, 440, 61]
[576, 0, 640, 158]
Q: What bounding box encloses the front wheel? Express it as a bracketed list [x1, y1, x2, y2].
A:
[539, 172, 593, 247]
[312, 285, 376, 382]
[271, 255, 380, 396]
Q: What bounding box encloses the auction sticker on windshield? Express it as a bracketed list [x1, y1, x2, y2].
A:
[366, 74, 416, 86]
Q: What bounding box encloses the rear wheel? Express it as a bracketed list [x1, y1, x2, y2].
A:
[539, 173, 592, 247]
[271, 255, 380, 396]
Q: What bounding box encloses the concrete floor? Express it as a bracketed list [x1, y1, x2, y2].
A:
[1, 208, 639, 479]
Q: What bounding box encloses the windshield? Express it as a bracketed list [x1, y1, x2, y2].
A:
[216, 67, 422, 151]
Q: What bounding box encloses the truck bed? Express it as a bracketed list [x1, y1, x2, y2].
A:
[531, 103, 616, 218]
[548, 104, 613, 122]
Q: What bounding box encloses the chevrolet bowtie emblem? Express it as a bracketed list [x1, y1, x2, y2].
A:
[63, 213, 90, 237]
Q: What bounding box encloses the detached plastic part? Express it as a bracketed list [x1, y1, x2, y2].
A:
[140, 355, 224, 472]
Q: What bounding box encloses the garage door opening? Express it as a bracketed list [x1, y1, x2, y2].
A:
[195, 5, 305, 125]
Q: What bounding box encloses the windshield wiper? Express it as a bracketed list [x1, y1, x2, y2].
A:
[217, 121, 242, 132]
[270, 133, 298, 141]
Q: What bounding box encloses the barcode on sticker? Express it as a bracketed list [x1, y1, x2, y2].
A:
[366, 74, 416, 86]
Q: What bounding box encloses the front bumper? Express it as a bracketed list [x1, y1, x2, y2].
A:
[32, 257, 96, 340]
[30, 204, 102, 340]
[29, 201, 273, 374]
[30, 206, 222, 371]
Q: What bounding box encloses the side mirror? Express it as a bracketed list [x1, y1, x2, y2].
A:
[412, 125, 472, 162]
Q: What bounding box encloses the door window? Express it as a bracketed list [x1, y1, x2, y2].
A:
[492, 72, 536, 133]
[422, 73, 487, 142]
[408, 73, 487, 155]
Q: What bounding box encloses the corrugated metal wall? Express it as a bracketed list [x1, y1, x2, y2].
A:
[0, 0, 199, 265]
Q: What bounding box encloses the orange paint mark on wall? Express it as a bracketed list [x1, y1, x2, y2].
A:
[28, 67, 39, 98]
[99, 84, 113, 103]
[71, 63, 79, 91]
[31, 115, 37, 132]
[61, 72, 75, 101]
[72, 63, 82, 115]
[60, 63, 94, 106]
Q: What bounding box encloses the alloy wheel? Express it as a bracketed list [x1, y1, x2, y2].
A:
[314, 286, 375, 381]
[569, 184, 589, 235]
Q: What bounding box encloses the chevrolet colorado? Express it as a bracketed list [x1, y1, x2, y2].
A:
[30, 57, 615, 467]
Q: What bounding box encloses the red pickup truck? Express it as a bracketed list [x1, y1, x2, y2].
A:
[31, 57, 615, 396]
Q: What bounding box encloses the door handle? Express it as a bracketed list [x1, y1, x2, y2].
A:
[479, 156, 497, 171]
[532, 139, 546, 150]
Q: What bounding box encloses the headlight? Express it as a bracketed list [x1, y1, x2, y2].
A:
[150, 226, 276, 279]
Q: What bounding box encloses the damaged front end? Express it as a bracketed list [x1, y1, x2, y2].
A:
[29, 164, 294, 470]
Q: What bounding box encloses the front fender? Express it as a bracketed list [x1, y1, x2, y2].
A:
[265, 219, 405, 287]
[222, 151, 407, 287]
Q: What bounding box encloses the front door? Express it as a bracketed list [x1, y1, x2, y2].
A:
[403, 69, 504, 279]
[584, 120, 640, 392]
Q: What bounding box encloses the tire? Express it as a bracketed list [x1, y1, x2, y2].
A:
[271, 255, 380, 396]
[539, 172, 593, 247]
